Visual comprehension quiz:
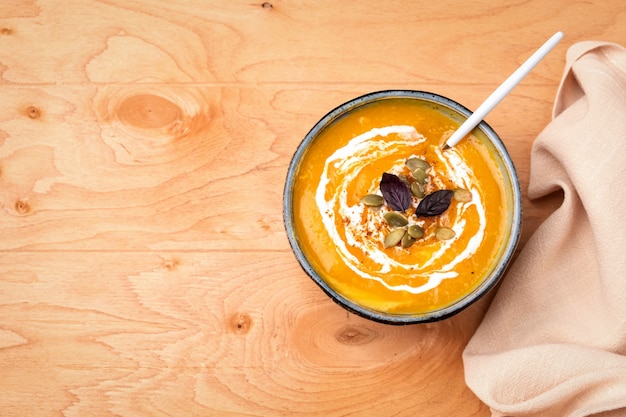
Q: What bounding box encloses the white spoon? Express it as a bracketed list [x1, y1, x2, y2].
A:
[443, 31, 564, 149]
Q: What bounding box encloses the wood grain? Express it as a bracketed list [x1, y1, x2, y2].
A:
[0, 251, 490, 416]
[2, 0, 626, 415]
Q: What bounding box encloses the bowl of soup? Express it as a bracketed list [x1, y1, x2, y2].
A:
[283, 90, 522, 324]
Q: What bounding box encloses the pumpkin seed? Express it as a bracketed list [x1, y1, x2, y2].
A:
[361, 194, 384, 207]
[384, 228, 406, 248]
[407, 224, 424, 239]
[453, 188, 472, 202]
[397, 174, 411, 186]
[401, 233, 416, 248]
[412, 168, 428, 184]
[410, 182, 424, 198]
[406, 157, 431, 172]
[435, 227, 456, 240]
[383, 211, 408, 227]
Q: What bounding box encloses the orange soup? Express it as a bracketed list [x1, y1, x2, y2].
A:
[288, 92, 518, 321]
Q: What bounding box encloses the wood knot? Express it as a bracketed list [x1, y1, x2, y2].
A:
[261, 2, 273, 9]
[94, 86, 212, 165]
[0, 27, 12, 35]
[118, 94, 181, 130]
[160, 258, 180, 271]
[14, 200, 31, 215]
[25, 106, 41, 119]
[335, 325, 379, 346]
[231, 312, 252, 334]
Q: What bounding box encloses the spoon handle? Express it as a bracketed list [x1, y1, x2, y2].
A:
[444, 31, 564, 149]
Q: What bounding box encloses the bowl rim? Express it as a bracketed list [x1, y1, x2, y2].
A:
[283, 89, 522, 325]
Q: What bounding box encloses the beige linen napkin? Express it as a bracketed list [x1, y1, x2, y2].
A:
[463, 41, 626, 417]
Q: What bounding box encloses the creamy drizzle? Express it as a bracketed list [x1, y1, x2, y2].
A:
[316, 125, 487, 295]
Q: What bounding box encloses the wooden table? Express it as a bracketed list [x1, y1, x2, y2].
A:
[2, 1, 625, 415]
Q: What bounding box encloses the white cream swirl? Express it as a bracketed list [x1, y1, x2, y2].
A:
[315, 125, 486, 295]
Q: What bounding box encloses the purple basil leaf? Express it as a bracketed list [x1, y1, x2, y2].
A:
[380, 173, 411, 212]
[415, 190, 453, 217]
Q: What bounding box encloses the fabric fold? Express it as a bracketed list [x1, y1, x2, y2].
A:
[463, 41, 626, 417]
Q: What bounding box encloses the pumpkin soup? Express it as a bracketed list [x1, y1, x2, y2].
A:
[287, 91, 519, 320]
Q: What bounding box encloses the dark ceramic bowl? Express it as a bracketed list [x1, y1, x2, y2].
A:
[283, 90, 522, 324]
